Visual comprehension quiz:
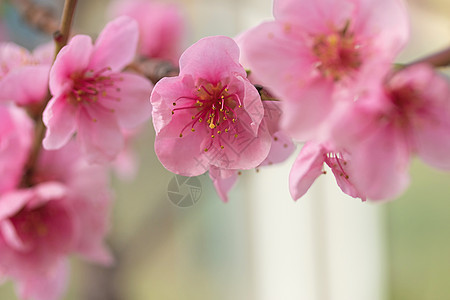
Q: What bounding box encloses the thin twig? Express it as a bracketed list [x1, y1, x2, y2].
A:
[407, 46, 450, 68]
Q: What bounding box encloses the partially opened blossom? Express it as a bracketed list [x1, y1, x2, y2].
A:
[289, 142, 365, 201]
[109, 0, 185, 63]
[43, 16, 153, 163]
[330, 64, 450, 200]
[238, 0, 409, 141]
[0, 141, 113, 300]
[0, 42, 52, 106]
[151, 35, 271, 176]
[0, 105, 34, 194]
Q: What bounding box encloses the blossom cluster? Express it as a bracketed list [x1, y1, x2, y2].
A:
[0, 0, 185, 298]
[151, 0, 449, 202]
[0, 0, 449, 299]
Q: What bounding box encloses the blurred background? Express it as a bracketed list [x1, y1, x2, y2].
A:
[0, 0, 449, 299]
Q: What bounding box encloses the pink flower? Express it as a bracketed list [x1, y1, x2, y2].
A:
[289, 142, 365, 201]
[330, 64, 450, 200]
[0, 183, 72, 300]
[0, 42, 52, 106]
[0, 105, 34, 194]
[238, 0, 410, 141]
[151, 35, 271, 176]
[109, 0, 185, 63]
[0, 141, 113, 300]
[43, 16, 153, 163]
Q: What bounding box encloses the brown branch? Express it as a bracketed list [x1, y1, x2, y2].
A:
[54, 0, 77, 54]
[21, 0, 78, 188]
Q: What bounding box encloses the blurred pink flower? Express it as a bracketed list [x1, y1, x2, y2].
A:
[0, 42, 52, 106]
[109, 0, 185, 63]
[238, 0, 410, 141]
[151, 35, 271, 176]
[289, 142, 365, 201]
[43, 16, 153, 163]
[0, 140, 113, 300]
[0, 105, 33, 194]
[330, 64, 450, 200]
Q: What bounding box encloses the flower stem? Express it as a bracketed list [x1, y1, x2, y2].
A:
[21, 0, 78, 187]
[54, 0, 78, 55]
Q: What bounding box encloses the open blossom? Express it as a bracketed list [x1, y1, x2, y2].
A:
[43, 16, 153, 163]
[0, 42, 52, 106]
[151, 35, 271, 176]
[289, 142, 365, 201]
[238, 0, 409, 141]
[109, 0, 185, 63]
[330, 64, 450, 200]
[0, 141, 112, 300]
[0, 105, 33, 194]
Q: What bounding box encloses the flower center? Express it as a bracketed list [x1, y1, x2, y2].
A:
[172, 81, 242, 152]
[325, 152, 350, 180]
[312, 22, 362, 81]
[69, 67, 122, 104]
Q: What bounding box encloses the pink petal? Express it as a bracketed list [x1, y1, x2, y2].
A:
[259, 131, 296, 167]
[0, 190, 32, 220]
[289, 142, 326, 200]
[99, 72, 152, 129]
[42, 95, 78, 150]
[232, 76, 265, 135]
[0, 220, 29, 251]
[354, 0, 410, 57]
[151, 75, 196, 134]
[89, 16, 139, 72]
[273, 0, 354, 34]
[349, 124, 410, 201]
[238, 21, 315, 99]
[280, 78, 335, 142]
[17, 259, 69, 300]
[0, 65, 50, 105]
[49, 35, 92, 96]
[77, 105, 124, 164]
[179, 36, 246, 82]
[395, 64, 450, 170]
[154, 112, 210, 176]
[209, 115, 272, 171]
[209, 166, 239, 203]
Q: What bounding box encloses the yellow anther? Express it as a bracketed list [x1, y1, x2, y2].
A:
[179, 134, 183, 137]
[225, 129, 229, 133]
[191, 128, 195, 132]
[211, 135, 215, 138]
[220, 145, 224, 149]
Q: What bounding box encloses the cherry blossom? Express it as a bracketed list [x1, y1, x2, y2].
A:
[289, 142, 365, 201]
[238, 0, 410, 141]
[151, 35, 271, 176]
[42, 16, 153, 163]
[330, 64, 450, 200]
[0, 141, 112, 300]
[0, 42, 52, 106]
